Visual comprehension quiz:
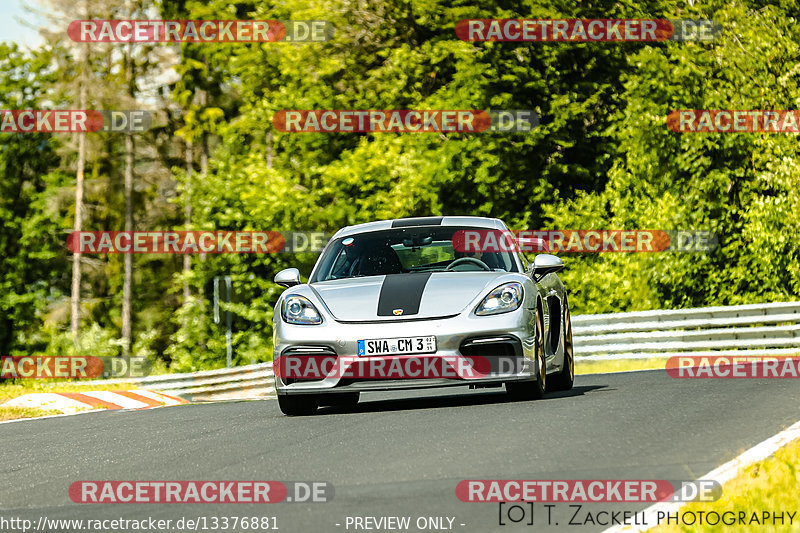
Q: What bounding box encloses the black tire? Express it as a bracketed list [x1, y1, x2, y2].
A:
[549, 298, 574, 391]
[506, 309, 546, 401]
[318, 392, 360, 409]
[278, 394, 318, 416]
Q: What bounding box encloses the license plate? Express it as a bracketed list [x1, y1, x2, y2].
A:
[357, 336, 436, 356]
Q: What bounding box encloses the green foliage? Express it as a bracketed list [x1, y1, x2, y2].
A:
[2, 0, 800, 370]
[549, 1, 800, 313]
[0, 44, 66, 354]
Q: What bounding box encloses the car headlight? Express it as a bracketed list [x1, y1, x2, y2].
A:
[475, 282, 523, 316]
[282, 295, 323, 325]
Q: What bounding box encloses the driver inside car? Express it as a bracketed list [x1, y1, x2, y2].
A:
[452, 249, 500, 270]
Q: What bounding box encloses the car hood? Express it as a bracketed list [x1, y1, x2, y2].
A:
[310, 272, 508, 322]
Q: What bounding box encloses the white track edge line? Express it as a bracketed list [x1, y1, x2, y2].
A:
[603, 419, 800, 533]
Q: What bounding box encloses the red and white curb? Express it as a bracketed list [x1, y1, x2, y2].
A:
[2, 389, 188, 414]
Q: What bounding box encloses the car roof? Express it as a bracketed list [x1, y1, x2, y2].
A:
[332, 216, 508, 239]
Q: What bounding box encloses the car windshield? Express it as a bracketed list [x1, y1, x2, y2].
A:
[311, 226, 520, 282]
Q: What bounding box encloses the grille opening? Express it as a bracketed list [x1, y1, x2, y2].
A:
[459, 336, 522, 375]
[280, 346, 337, 385]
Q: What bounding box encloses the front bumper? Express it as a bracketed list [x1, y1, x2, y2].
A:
[273, 309, 537, 396]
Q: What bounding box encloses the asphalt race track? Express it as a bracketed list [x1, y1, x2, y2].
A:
[3, 369, 800, 533]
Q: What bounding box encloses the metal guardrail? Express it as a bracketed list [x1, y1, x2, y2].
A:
[109, 301, 800, 400]
[110, 362, 275, 402]
[572, 301, 800, 361]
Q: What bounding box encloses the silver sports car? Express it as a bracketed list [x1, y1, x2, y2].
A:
[271, 216, 574, 415]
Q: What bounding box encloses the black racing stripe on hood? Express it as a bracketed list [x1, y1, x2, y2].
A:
[391, 217, 443, 228]
[377, 273, 433, 316]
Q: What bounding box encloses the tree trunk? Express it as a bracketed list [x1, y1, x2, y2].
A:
[198, 89, 208, 262]
[121, 36, 134, 357]
[70, 122, 86, 345]
[183, 140, 192, 303]
[199, 88, 209, 175]
[70, 29, 89, 347]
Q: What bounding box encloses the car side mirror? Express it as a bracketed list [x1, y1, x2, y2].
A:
[532, 254, 564, 277]
[274, 268, 301, 287]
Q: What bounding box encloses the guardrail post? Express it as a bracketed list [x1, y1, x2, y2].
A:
[213, 275, 233, 368]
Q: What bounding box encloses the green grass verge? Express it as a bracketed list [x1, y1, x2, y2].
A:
[576, 358, 668, 375]
[576, 352, 800, 376]
[0, 405, 56, 421]
[651, 437, 800, 532]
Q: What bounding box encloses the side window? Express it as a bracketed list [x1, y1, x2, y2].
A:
[329, 249, 352, 278]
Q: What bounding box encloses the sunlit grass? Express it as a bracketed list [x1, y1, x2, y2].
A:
[576, 358, 668, 375]
[576, 353, 800, 376]
[0, 405, 55, 421]
[651, 438, 800, 532]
